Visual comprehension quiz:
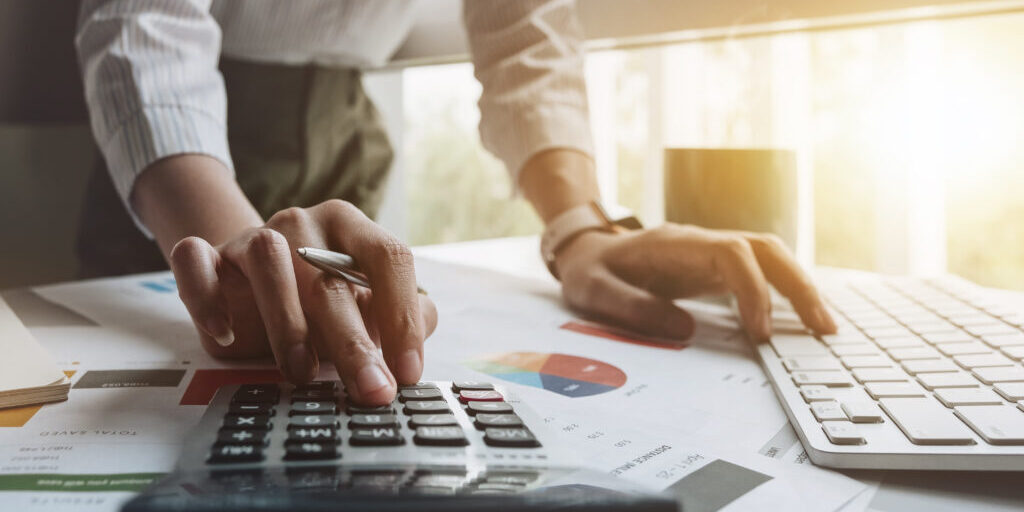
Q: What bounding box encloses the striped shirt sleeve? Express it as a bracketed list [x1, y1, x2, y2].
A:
[463, 0, 595, 188]
[76, 0, 233, 234]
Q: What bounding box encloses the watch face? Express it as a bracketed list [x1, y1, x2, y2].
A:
[594, 201, 643, 230]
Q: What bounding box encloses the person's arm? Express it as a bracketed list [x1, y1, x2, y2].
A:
[464, 0, 836, 341]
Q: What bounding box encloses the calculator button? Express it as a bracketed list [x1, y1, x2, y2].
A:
[228, 403, 275, 415]
[284, 441, 339, 460]
[232, 385, 279, 404]
[398, 388, 444, 401]
[223, 414, 271, 430]
[288, 415, 339, 429]
[452, 381, 495, 392]
[290, 400, 337, 416]
[414, 426, 469, 446]
[349, 414, 400, 428]
[295, 381, 338, 392]
[291, 388, 336, 401]
[403, 401, 451, 415]
[459, 390, 503, 403]
[466, 401, 513, 415]
[476, 483, 524, 492]
[474, 413, 524, 429]
[287, 427, 340, 444]
[208, 443, 263, 463]
[217, 428, 268, 445]
[400, 382, 440, 391]
[481, 472, 539, 485]
[483, 428, 540, 447]
[346, 404, 396, 415]
[350, 427, 405, 446]
[408, 414, 458, 428]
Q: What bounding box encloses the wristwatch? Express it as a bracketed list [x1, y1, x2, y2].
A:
[540, 200, 643, 279]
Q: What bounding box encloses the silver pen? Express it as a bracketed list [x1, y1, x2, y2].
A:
[296, 247, 428, 295]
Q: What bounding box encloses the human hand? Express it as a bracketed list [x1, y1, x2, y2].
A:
[167, 200, 437, 405]
[553, 224, 836, 342]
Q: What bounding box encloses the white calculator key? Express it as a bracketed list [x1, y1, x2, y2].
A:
[822, 421, 865, 445]
[934, 388, 1004, 407]
[852, 368, 908, 383]
[992, 382, 1024, 401]
[865, 382, 926, 399]
[792, 371, 853, 387]
[917, 372, 981, 390]
[782, 357, 843, 372]
[973, 366, 1024, 385]
[810, 401, 847, 422]
[901, 359, 958, 375]
[841, 401, 884, 423]
[799, 385, 834, 403]
[954, 405, 1024, 445]
[879, 398, 976, 445]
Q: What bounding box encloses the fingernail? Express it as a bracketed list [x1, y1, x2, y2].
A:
[287, 343, 314, 382]
[356, 364, 391, 395]
[205, 317, 235, 347]
[395, 349, 423, 385]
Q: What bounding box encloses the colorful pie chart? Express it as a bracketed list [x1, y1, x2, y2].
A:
[465, 352, 627, 398]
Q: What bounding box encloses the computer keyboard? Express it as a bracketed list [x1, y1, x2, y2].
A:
[122, 380, 677, 512]
[758, 275, 1024, 470]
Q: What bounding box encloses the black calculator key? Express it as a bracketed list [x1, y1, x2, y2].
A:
[459, 390, 503, 403]
[288, 427, 340, 443]
[483, 428, 540, 448]
[408, 414, 458, 428]
[482, 472, 539, 485]
[350, 427, 404, 446]
[290, 400, 336, 415]
[228, 403, 274, 415]
[399, 382, 439, 390]
[223, 414, 271, 430]
[232, 385, 279, 404]
[452, 381, 494, 392]
[403, 401, 450, 415]
[465, 401, 513, 415]
[398, 388, 444, 401]
[288, 415, 339, 429]
[346, 404, 396, 415]
[474, 413, 524, 429]
[284, 441, 339, 461]
[291, 388, 336, 401]
[217, 428, 268, 445]
[414, 426, 468, 446]
[295, 381, 338, 392]
[208, 443, 263, 463]
[349, 414, 399, 428]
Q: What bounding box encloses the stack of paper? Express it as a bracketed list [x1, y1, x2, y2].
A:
[0, 296, 69, 408]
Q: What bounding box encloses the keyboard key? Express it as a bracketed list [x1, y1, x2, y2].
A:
[901, 359, 959, 375]
[852, 368, 908, 383]
[288, 427, 339, 443]
[284, 441, 339, 460]
[934, 388, 1004, 407]
[232, 385, 279, 404]
[937, 342, 992, 357]
[954, 405, 1024, 445]
[414, 426, 469, 446]
[965, 324, 1019, 338]
[483, 428, 540, 447]
[982, 334, 1024, 348]
[888, 347, 941, 361]
[290, 400, 336, 416]
[791, 371, 853, 387]
[864, 326, 913, 339]
[452, 381, 495, 392]
[922, 332, 975, 345]
[820, 333, 870, 346]
[783, 357, 842, 371]
[350, 427, 404, 446]
[799, 385, 834, 402]
[831, 344, 883, 357]
[810, 401, 847, 421]
[1002, 346, 1024, 361]
[879, 398, 976, 445]
[770, 335, 829, 357]
[288, 415, 339, 429]
[223, 414, 271, 430]
[346, 404, 396, 415]
[228, 403, 275, 415]
[409, 414, 458, 427]
[208, 443, 263, 463]
[993, 382, 1024, 401]
[398, 388, 444, 401]
[953, 353, 1014, 369]
[842, 401, 884, 423]
[475, 413, 525, 429]
[973, 366, 1024, 385]
[841, 355, 892, 369]
[404, 401, 451, 414]
[217, 428, 268, 445]
[907, 322, 958, 335]
[821, 421, 865, 445]
[466, 402, 514, 415]
[873, 337, 926, 350]
[349, 414, 399, 428]
[459, 390, 504, 403]
[917, 372, 979, 390]
[865, 382, 926, 399]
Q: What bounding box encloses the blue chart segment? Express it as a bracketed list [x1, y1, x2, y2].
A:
[465, 352, 627, 398]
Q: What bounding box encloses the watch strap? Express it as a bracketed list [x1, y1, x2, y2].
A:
[540, 202, 614, 279]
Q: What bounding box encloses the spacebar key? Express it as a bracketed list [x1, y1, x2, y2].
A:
[879, 398, 976, 445]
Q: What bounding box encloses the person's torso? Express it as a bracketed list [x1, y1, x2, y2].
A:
[210, 0, 419, 67]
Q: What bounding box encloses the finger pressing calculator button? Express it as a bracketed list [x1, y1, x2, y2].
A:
[349, 414, 400, 428]
[287, 427, 340, 444]
[346, 404, 396, 415]
[232, 385, 279, 404]
[474, 413, 524, 429]
[288, 415, 339, 429]
[459, 390, 503, 403]
[452, 381, 494, 392]
[466, 402, 513, 415]
[229, 403, 275, 415]
[483, 428, 540, 448]
[208, 443, 263, 463]
[414, 426, 469, 446]
[294, 381, 338, 392]
[284, 441, 339, 460]
[290, 400, 337, 416]
[404, 401, 451, 415]
[409, 414, 458, 428]
[350, 427, 405, 446]
[217, 428, 268, 445]
[399, 388, 444, 401]
[223, 414, 271, 430]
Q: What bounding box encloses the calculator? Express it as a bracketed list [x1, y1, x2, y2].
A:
[121, 380, 677, 512]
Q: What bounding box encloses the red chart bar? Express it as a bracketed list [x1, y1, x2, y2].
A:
[179, 369, 284, 406]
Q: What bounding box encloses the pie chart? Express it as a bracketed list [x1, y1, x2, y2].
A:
[464, 352, 627, 398]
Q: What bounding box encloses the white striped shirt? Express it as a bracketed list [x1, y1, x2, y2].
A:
[75, 0, 593, 228]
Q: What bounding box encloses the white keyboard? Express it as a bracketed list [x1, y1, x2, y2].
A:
[758, 275, 1024, 470]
